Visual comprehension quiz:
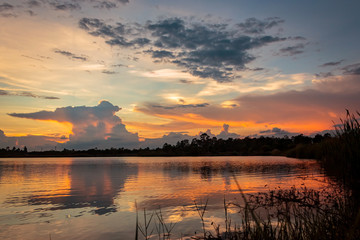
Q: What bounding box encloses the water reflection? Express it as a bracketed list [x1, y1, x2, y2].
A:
[124, 157, 326, 211]
[0, 156, 332, 240]
[1, 158, 138, 215]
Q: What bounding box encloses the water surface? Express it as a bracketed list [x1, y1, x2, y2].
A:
[0, 156, 333, 239]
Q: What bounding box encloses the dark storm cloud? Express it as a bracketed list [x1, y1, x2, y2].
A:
[342, 63, 360, 75]
[79, 17, 290, 82]
[79, 18, 149, 47]
[146, 18, 285, 82]
[54, 49, 88, 61]
[319, 60, 344, 67]
[0, 89, 59, 99]
[237, 17, 284, 34]
[279, 43, 305, 56]
[151, 103, 209, 110]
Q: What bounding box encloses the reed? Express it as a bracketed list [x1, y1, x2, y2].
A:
[135, 206, 178, 240]
[134, 182, 359, 240]
[199, 184, 359, 240]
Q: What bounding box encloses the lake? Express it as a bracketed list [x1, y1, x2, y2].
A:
[0, 156, 334, 239]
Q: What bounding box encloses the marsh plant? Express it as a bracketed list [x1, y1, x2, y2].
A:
[135, 205, 178, 240]
[134, 180, 359, 240]
[322, 111, 360, 185]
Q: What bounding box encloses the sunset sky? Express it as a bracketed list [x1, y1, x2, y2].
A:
[0, 0, 359, 150]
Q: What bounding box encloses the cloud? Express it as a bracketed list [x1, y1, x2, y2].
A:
[8, 101, 140, 149]
[25, 0, 129, 12]
[0, 89, 12, 96]
[25, 10, 36, 16]
[259, 127, 296, 137]
[27, 0, 41, 8]
[319, 60, 344, 67]
[6, 101, 242, 150]
[312, 75, 360, 93]
[179, 79, 192, 84]
[146, 18, 285, 82]
[279, 43, 305, 56]
[0, 89, 59, 99]
[230, 85, 359, 126]
[0, 129, 58, 151]
[342, 63, 360, 75]
[136, 74, 360, 134]
[151, 103, 209, 110]
[111, 64, 128, 68]
[290, 36, 307, 41]
[102, 70, 117, 74]
[144, 50, 175, 59]
[94, 1, 117, 9]
[250, 67, 265, 71]
[79, 17, 150, 47]
[54, 49, 88, 61]
[0, 3, 13, 12]
[217, 124, 240, 139]
[315, 72, 334, 78]
[237, 17, 284, 34]
[141, 123, 240, 148]
[79, 17, 293, 82]
[50, 2, 81, 11]
[142, 132, 192, 148]
[0, 2, 16, 17]
[22, 54, 51, 61]
[93, 0, 128, 9]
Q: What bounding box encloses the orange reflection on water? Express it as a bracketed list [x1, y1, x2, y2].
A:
[122, 157, 328, 212]
[0, 157, 337, 240]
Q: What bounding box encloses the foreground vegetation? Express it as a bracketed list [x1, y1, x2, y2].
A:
[135, 183, 359, 240]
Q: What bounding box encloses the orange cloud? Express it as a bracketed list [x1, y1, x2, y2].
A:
[134, 75, 360, 137]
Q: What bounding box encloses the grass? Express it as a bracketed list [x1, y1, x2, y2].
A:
[322, 111, 360, 187]
[134, 180, 359, 240]
[135, 204, 178, 240]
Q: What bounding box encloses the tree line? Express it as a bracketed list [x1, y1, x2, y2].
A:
[0, 133, 332, 158]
